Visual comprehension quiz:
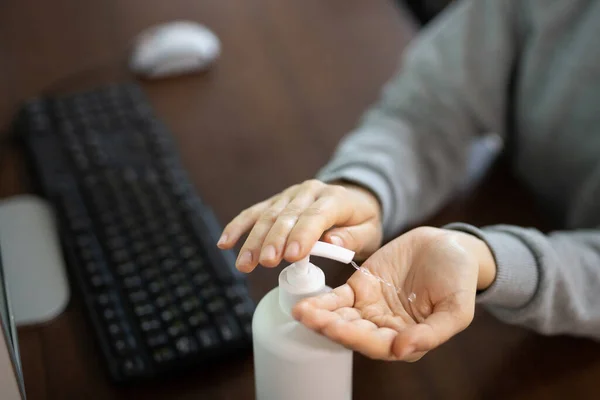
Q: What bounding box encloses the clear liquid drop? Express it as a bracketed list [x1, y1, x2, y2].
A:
[349, 261, 416, 303]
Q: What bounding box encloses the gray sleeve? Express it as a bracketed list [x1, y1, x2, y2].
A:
[447, 223, 600, 340]
[316, 0, 519, 239]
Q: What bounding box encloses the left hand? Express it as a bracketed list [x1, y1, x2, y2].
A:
[292, 226, 496, 361]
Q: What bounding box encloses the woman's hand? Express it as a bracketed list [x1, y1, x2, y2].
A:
[217, 180, 383, 272]
[292, 227, 497, 361]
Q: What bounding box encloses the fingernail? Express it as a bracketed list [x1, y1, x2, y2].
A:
[329, 235, 343, 246]
[285, 242, 300, 259]
[237, 251, 252, 267]
[260, 245, 276, 261]
[217, 234, 228, 246]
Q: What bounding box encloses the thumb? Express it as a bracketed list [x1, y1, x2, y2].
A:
[391, 295, 475, 359]
[322, 222, 380, 257]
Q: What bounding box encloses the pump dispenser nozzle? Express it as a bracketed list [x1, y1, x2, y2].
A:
[278, 241, 355, 315]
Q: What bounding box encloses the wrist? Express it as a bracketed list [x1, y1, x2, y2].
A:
[452, 231, 497, 291]
[332, 180, 382, 220]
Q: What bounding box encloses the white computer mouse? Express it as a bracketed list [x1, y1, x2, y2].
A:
[129, 21, 221, 78]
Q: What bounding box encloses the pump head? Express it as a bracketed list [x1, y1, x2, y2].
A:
[278, 241, 355, 315]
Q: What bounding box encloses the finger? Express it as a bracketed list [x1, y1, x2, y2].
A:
[218, 185, 301, 249]
[293, 284, 354, 318]
[323, 221, 380, 256]
[217, 200, 271, 249]
[284, 192, 352, 262]
[294, 308, 342, 333]
[259, 190, 318, 267]
[404, 351, 427, 363]
[236, 197, 291, 272]
[392, 307, 473, 359]
[321, 319, 398, 360]
[334, 307, 362, 321]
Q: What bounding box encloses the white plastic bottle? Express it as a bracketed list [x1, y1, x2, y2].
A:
[252, 241, 355, 400]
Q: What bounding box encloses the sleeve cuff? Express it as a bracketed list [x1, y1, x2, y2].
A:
[444, 223, 540, 309]
[316, 165, 399, 239]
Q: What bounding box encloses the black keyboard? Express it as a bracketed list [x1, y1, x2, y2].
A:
[14, 83, 255, 383]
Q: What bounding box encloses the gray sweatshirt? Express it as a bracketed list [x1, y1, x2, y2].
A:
[316, 0, 600, 339]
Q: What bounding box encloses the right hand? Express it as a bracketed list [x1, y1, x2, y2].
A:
[217, 179, 383, 272]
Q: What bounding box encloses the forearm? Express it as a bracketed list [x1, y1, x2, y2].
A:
[317, 0, 518, 239]
[447, 223, 600, 340]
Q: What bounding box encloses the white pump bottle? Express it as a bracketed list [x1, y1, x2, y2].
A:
[252, 241, 355, 400]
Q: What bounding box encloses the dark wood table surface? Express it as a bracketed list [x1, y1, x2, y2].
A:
[1, 0, 599, 399]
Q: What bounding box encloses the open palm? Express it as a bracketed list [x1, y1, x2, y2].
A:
[292, 227, 480, 361]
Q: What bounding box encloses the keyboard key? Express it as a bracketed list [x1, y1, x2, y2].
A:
[129, 228, 144, 240]
[215, 314, 242, 342]
[167, 272, 186, 286]
[148, 280, 166, 294]
[107, 236, 126, 251]
[116, 262, 136, 276]
[90, 273, 111, 289]
[157, 246, 171, 257]
[160, 258, 177, 271]
[121, 216, 137, 229]
[113, 335, 137, 356]
[166, 222, 182, 235]
[132, 241, 146, 253]
[128, 290, 148, 304]
[96, 292, 114, 306]
[140, 317, 161, 332]
[134, 304, 155, 318]
[85, 261, 101, 274]
[188, 311, 208, 327]
[181, 297, 201, 313]
[108, 323, 122, 336]
[167, 321, 187, 337]
[146, 333, 169, 348]
[175, 336, 198, 356]
[180, 246, 195, 258]
[151, 232, 167, 245]
[186, 259, 204, 273]
[152, 346, 176, 364]
[200, 285, 219, 299]
[174, 284, 193, 298]
[234, 301, 255, 318]
[228, 283, 250, 297]
[192, 271, 210, 287]
[195, 327, 219, 349]
[174, 234, 191, 247]
[123, 275, 142, 290]
[141, 266, 160, 280]
[102, 220, 117, 236]
[136, 253, 153, 266]
[99, 212, 115, 226]
[101, 307, 120, 322]
[160, 306, 179, 323]
[121, 356, 146, 376]
[207, 298, 227, 314]
[112, 249, 130, 263]
[155, 293, 174, 308]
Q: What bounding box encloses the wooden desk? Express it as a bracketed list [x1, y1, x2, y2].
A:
[1, 0, 599, 399]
